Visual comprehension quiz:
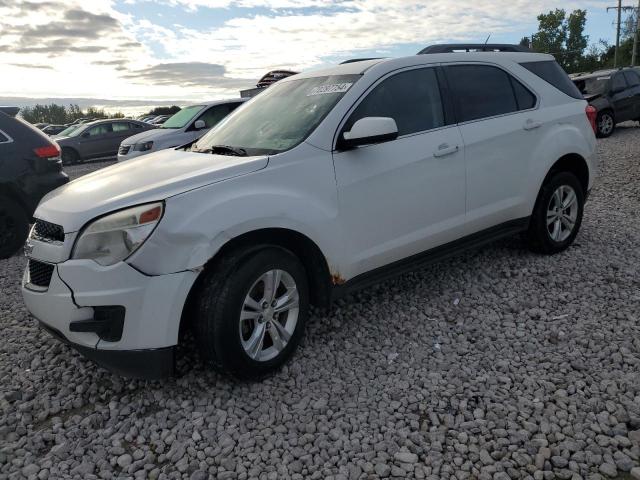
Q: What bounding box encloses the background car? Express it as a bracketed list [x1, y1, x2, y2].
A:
[0, 107, 68, 258]
[56, 119, 155, 164]
[572, 67, 640, 137]
[41, 124, 67, 136]
[117, 99, 246, 162]
[33, 122, 49, 130]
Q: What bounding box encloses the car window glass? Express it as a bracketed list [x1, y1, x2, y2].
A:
[87, 124, 112, 136]
[130, 122, 143, 129]
[197, 105, 231, 128]
[446, 65, 517, 122]
[510, 77, 536, 110]
[611, 74, 627, 91]
[112, 122, 130, 133]
[344, 67, 444, 137]
[520, 60, 583, 99]
[623, 71, 640, 87]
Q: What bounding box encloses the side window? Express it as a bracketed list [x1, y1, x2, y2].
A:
[112, 122, 131, 133]
[344, 67, 445, 137]
[228, 102, 243, 112]
[511, 77, 536, 110]
[445, 65, 518, 122]
[198, 105, 231, 128]
[623, 71, 640, 87]
[87, 124, 112, 136]
[130, 122, 143, 129]
[611, 74, 627, 92]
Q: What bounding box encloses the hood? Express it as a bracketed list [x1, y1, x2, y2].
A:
[36, 149, 269, 232]
[121, 127, 177, 146]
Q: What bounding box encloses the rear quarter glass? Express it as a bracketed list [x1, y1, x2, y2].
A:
[520, 60, 583, 99]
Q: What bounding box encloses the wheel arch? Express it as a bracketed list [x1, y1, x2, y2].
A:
[542, 153, 590, 194]
[179, 227, 333, 338]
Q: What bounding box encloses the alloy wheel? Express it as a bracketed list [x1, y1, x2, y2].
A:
[239, 269, 299, 362]
[546, 185, 578, 242]
[599, 113, 614, 136]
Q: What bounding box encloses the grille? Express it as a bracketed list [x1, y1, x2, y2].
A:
[118, 145, 131, 156]
[28, 260, 54, 288]
[33, 219, 65, 243]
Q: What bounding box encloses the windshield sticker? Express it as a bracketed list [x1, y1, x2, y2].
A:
[307, 83, 353, 96]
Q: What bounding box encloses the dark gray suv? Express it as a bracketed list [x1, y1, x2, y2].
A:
[55, 119, 154, 163]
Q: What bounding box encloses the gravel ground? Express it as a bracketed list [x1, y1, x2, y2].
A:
[1, 128, 640, 480]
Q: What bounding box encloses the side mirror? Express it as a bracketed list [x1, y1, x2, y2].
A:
[338, 117, 398, 150]
[194, 119, 206, 130]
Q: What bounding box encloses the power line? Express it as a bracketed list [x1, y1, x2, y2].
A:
[607, 2, 637, 66]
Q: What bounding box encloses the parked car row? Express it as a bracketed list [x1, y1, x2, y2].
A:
[571, 66, 640, 137]
[20, 45, 598, 380]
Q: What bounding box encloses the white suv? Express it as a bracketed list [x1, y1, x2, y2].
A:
[22, 49, 597, 379]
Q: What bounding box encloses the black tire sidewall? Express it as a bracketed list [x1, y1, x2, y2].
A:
[0, 197, 29, 259]
[529, 172, 584, 254]
[197, 247, 309, 378]
[61, 148, 79, 164]
[596, 111, 614, 138]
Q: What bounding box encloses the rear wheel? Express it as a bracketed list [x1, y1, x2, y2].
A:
[0, 196, 29, 259]
[596, 110, 615, 138]
[194, 246, 309, 379]
[527, 172, 584, 254]
[61, 148, 79, 165]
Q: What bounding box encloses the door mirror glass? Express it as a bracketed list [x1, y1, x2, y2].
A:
[340, 117, 398, 149]
[193, 119, 206, 130]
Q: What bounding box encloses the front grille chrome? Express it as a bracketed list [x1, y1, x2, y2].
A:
[118, 145, 131, 156]
[32, 219, 65, 243]
[28, 259, 54, 289]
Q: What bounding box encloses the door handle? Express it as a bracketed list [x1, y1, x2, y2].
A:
[433, 143, 459, 157]
[523, 119, 543, 130]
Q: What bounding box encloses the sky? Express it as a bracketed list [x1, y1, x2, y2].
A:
[0, 0, 625, 114]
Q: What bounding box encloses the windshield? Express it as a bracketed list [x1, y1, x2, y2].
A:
[194, 74, 360, 155]
[160, 105, 203, 129]
[56, 124, 80, 137]
[68, 124, 90, 137]
[573, 76, 609, 96]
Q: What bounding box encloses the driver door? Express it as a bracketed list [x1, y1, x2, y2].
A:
[333, 66, 466, 278]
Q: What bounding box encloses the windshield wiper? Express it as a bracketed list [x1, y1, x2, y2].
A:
[196, 145, 248, 156]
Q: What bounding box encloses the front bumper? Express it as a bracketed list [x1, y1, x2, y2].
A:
[117, 148, 147, 162]
[22, 259, 198, 379]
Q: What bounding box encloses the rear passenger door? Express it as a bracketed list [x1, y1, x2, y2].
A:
[334, 66, 466, 276]
[444, 63, 541, 233]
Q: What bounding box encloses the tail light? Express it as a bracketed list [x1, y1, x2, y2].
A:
[33, 143, 61, 159]
[585, 105, 597, 134]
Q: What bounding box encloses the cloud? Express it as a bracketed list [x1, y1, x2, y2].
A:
[9, 63, 54, 70]
[124, 62, 251, 89]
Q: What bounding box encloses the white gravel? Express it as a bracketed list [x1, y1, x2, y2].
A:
[1, 127, 639, 480]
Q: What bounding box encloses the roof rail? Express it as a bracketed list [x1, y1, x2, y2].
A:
[339, 58, 383, 64]
[418, 44, 531, 54]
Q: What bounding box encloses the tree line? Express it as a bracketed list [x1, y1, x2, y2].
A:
[19, 104, 181, 125]
[521, 8, 638, 74]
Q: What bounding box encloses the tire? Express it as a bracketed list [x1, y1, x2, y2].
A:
[61, 147, 79, 165]
[194, 246, 309, 379]
[596, 110, 615, 138]
[527, 171, 584, 255]
[0, 196, 30, 259]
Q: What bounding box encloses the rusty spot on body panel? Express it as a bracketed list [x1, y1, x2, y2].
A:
[331, 273, 346, 285]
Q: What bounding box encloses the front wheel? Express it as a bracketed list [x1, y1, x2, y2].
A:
[527, 172, 584, 254]
[0, 196, 29, 259]
[61, 148, 79, 165]
[194, 247, 309, 379]
[596, 110, 615, 138]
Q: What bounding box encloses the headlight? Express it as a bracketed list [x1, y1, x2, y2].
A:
[133, 141, 154, 152]
[72, 203, 163, 266]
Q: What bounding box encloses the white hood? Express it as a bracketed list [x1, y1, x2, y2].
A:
[121, 127, 184, 147]
[36, 149, 268, 232]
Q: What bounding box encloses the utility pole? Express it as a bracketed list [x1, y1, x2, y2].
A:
[608, 1, 637, 67]
[632, 0, 640, 65]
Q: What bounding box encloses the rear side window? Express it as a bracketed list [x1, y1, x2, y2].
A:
[345, 67, 445, 136]
[511, 78, 536, 110]
[520, 60, 582, 99]
[112, 122, 131, 132]
[612, 73, 628, 91]
[623, 71, 640, 87]
[445, 65, 520, 122]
